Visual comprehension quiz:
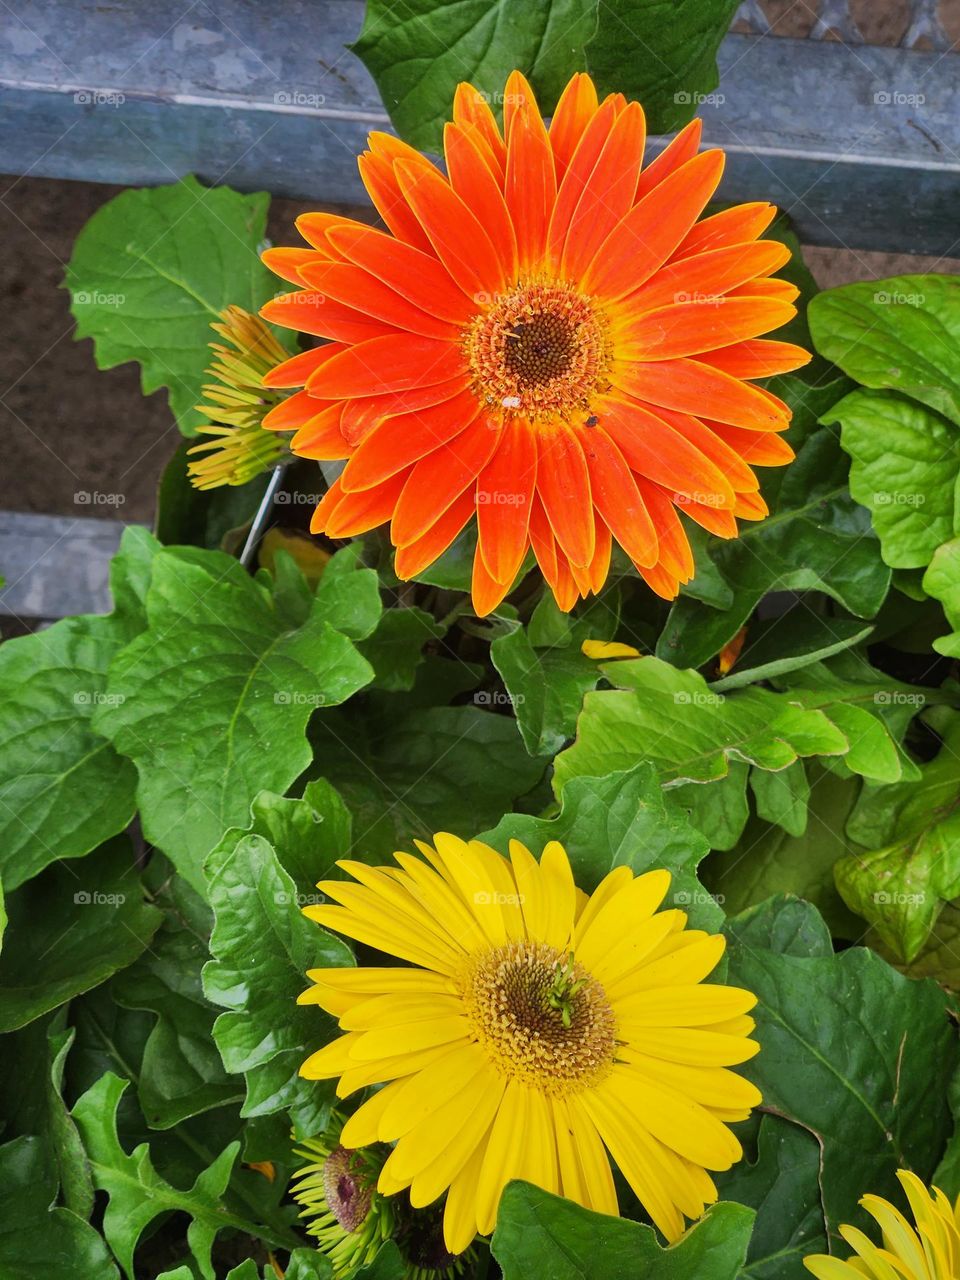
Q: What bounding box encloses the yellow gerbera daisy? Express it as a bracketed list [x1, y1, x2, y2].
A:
[298, 833, 761, 1253]
[804, 1170, 960, 1280]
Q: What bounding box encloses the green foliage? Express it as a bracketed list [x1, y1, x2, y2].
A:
[67, 176, 282, 434]
[352, 0, 738, 149]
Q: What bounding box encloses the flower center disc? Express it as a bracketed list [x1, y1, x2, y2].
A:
[462, 941, 617, 1095]
[467, 282, 608, 421]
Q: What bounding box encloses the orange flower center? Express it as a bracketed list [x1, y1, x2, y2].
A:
[466, 282, 609, 422]
[460, 941, 617, 1095]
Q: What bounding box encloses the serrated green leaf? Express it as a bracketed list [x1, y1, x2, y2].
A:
[202, 821, 353, 1137]
[482, 763, 720, 927]
[836, 711, 960, 961]
[95, 547, 375, 891]
[0, 527, 159, 890]
[492, 1184, 754, 1280]
[73, 1073, 290, 1279]
[659, 428, 890, 669]
[585, 0, 739, 133]
[351, 0, 596, 151]
[358, 607, 445, 691]
[750, 759, 810, 837]
[0, 1135, 119, 1280]
[825, 387, 960, 569]
[725, 896, 960, 1249]
[66, 176, 281, 434]
[0, 838, 162, 1033]
[808, 274, 960, 428]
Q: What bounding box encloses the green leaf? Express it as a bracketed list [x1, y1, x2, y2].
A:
[156, 440, 273, 551]
[354, 1243, 406, 1279]
[715, 1115, 827, 1278]
[725, 896, 960, 1249]
[0, 527, 158, 890]
[490, 594, 618, 756]
[492, 1184, 754, 1280]
[482, 763, 720, 927]
[202, 823, 353, 1137]
[0, 838, 162, 1033]
[924, 537, 960, 657]
[0, 1135, 119, 1280]
[585, 0, 740, 134]
[808, 274, 960, 428]
[112, 878, 242, 1129]
[836, 710, 960, 961]
[310, 704, 545, 861]
[95, 547, 375, 891]
[659, 428, 890, 669]
[72, 1073, 289, 1280]
[358, 607, 445, 691]
[711, 615, 873, 694]
[351, 0, 597, 150]
[750, 759, 810, 837]
[67, 176, 281, 435]
[825, 387, 960, 569]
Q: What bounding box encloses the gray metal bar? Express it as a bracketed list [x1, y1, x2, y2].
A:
[0, 512, 133, 619]
[1, 2, 958, 252]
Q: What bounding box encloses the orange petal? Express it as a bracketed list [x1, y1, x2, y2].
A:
[262, 388, 329, 432]
[340, 391, 480, 492]
[291, 403, 350, 460]
[635, 480, 695, 580]
[561, 102, 646, 281]
[453, 82, 507, 179]
[728, 278, 800, 304]
[504, 83, 557, 274]
[471, 548, 515, 617]
[298, 259, 458, 340]
[586, 518, 612, 595]
[444, 123, 518, 285]
[671, 203, 777, 261]
[577, 423, 657, 567]
[595, 395, 735, 508]
[734, 490, 769, 520]
[396, 160, 508, 299]
[394, 489, 476, 580]
[650, 406, 760, 493]
[263, 344, 344, 390]
[536, 425, 595, 567]
[476, 419, 538, 583]
[260, 292, 392, 344]
[612, 359, 790, 431]
[583, 151, 725, 301]
[392, 418, 504, 546]
[261, 246, 324, 284]
[296, 212, 359, 254]
[708, 421, 795, 466]
[358, 152, 435, 256]
[549, 72, 600, 182]
[637, 559, 682, 600]
[339, 376, 474, 447]
[546, 98, 619, 269]
[313, 470, 410, 538]
[634, 118, 702, 203]
[616, 297, 796, 361]
[528, 493, 558, 585]
[552, 547, 581, 611]
[627, 240, 792, 314]
[326, 223, 477, 325]
[701, 338, 812, 379]
[676, 496, 739, 538]
[306, 335, 466, 399]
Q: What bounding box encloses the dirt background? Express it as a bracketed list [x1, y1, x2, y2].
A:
[3, 0, 959, 524]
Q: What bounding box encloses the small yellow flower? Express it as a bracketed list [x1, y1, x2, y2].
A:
[298, 834, 761, 1254]
[580, 639, 642, 660]
[804, 1170, 960, 1280]
[187, 305, 290, 489]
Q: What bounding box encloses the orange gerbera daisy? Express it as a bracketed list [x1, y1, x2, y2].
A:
[260, 71, 809, 615]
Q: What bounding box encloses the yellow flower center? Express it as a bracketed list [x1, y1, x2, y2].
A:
[461, 941, 617, 1095]
[466, 282, 609, 422]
